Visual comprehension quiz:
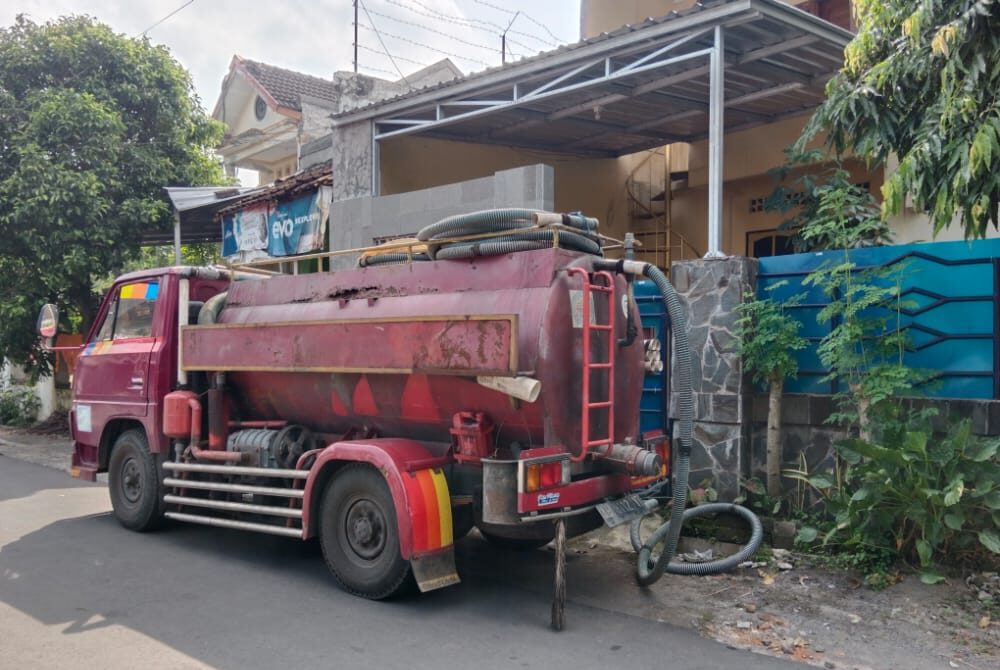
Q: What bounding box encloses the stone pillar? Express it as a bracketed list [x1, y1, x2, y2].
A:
[670, 256, 758, 500]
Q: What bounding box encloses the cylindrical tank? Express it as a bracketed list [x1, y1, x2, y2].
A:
[211, 248, 646, 458]
[163, 389, 198, 439]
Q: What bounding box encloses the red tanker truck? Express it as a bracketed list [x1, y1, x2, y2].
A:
[39, 209, 710, 617]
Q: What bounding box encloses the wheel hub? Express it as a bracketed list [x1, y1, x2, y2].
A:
[121, 458, 142, 503]
[345, 499, 386, 560]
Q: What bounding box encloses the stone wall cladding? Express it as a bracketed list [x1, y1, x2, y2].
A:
[670, 257, 759, 500]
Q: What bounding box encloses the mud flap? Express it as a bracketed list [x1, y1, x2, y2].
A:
[411, 547, 460, 592]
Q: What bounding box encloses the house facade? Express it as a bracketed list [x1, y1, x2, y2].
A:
[212, 56, 461, 185]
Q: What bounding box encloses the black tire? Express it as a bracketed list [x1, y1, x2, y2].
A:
[318, 464, 411, 599]
[108, 428, 164, 531]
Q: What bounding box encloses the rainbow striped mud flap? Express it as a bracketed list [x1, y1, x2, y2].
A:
[404, 468, 460, 592]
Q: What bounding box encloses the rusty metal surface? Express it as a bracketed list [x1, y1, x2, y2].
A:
[182, 315, 517, 376]
[190, 248, 643, 458]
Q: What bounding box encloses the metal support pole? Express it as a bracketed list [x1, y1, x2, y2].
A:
[705, 25, 725, 258]
[173, 211, 182, 265]
[550, 518, 567, 631]
[371, 122, 381, 196]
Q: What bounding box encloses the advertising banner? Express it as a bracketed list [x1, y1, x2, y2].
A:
[267, 188, 328, 257]
[221, 203, 269, 261]
[221, 187, 329, 261]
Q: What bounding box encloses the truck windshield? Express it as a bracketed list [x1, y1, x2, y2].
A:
[93, 281, 159, 341]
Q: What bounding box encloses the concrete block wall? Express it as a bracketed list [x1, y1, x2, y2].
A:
[749, 393, 1000, 501]
[327, 164, 554, 269]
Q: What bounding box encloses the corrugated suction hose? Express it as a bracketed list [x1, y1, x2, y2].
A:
[593, 261, 762, 584]
[635, 264, 762, 582]
[416, 208, 602, 259]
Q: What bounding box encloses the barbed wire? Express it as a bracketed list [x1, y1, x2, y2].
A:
[356, 22, 491, 68]
[357, 42, 432, 69]
[468, 0, 570, 44]
[384, 0, 555, 49]
[364, 6, 518, 57]
[358, 0, 411, 87]
[358, 62, 403, 77]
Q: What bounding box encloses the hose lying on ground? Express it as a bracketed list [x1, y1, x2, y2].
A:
[594, 260, 763, 584]
[360, 210, 763, 580]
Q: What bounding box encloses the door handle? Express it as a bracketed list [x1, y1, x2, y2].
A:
[130, 376, 144, 386]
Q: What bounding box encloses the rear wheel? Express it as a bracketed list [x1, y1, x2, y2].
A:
[108, 429, 164, 531]
[318, 465, 411, 599]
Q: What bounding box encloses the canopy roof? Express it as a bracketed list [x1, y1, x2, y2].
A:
[333, 0, 852, 157]
[157, 186, 255, 246]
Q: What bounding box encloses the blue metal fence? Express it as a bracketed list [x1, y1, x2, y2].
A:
[757, 238, 1000, 400]
[635, 280, 670, 432]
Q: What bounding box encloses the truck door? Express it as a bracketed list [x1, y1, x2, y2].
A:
[73, 281, 161, 443]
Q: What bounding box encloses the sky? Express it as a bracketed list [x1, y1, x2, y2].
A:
[2, 0, 582, 114]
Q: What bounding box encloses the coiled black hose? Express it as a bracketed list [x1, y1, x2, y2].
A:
[417, 208, 602, 260]
[633, 264, 762, 582]
[358, 252, 432, 267]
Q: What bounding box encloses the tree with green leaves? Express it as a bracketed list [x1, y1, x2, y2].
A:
[737, 284, 807, 497]
[799, 0, 1000, 238]
[0, 15, 226, 375]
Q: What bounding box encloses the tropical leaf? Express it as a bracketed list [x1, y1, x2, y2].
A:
[979, 529, 1000, 554]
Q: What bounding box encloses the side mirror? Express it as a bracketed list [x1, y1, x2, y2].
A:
[37, 303, 59, 348]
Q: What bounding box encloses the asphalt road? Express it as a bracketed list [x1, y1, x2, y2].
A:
[0, 454, 800, 669]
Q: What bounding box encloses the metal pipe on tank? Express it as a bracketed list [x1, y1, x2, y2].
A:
[186, 393, 241, 463]
[475, 376, 541, 403]
[208, 373, 228, 451]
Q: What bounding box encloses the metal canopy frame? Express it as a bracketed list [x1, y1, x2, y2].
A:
[332, 0, 853, 257]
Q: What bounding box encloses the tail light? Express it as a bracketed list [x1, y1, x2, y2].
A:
[519, 455, 571, 493]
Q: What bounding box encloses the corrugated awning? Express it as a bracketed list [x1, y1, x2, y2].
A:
[333, 0, 852, 157]
[154, 186, 257, 246]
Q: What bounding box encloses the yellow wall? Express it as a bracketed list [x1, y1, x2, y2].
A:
[687, 114, 817, 187]
[379, 136, 635, 240]
[580, 0, 819, 38]
[669, 159, 882, 257]
[377, 122, 875, 260]
[580, 0, 698, 38]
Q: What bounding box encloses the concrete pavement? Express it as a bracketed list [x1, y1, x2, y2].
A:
[0, 453, 802, 669]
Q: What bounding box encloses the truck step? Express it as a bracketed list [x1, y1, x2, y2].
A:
[163, 462, 308, 479]
[163, 477, 304, 498]
[165, 512, 303, 538]
[164, 494, 303, 519]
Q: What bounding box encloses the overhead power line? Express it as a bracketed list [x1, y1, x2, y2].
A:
[469, 0, 570, 44]
[139, 0, 195, 36]
[357, 42, 431, 69]
[364, 6, 508, 56]
[358, 0, 411, 87]
[386, 0, 557, 49]
[356, 22, 491, 68]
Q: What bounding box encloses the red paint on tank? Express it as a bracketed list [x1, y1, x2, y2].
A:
[201, 249, 644, 457]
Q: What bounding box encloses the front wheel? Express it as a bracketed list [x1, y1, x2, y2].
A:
[318, 464, 412, 599]
[108, 428, 164, 531]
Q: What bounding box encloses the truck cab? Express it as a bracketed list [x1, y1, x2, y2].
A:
[69, 268, 229, 481]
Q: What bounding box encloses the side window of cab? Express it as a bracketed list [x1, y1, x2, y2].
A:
[93, 282, 160, 341]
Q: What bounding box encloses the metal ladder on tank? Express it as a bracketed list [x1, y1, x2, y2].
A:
[568, 268, 616, 461]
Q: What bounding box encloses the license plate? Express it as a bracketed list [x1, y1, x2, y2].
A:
[596, 494, 649, 528]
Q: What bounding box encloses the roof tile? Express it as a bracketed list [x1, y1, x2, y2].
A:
[240, 58, 338, 111]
